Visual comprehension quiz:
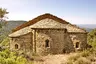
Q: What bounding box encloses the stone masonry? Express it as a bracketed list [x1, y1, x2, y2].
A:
[9, 13, 87, 56]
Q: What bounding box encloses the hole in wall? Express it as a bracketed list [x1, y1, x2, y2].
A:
[64, 29, 67, 33]
[15, 44, 19, 49]
[76, 42, 79, 48]
[45, 39, 49, 47]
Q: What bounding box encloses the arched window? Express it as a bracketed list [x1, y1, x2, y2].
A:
[45, 39, 49, 47]
[65, 29, 67, 33]
[15, 44, 19, 49]
[76, 42, 79, 48]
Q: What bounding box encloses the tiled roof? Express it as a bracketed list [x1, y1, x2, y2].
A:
[9, 13, 87, 37]
[13, 13, 69, 32]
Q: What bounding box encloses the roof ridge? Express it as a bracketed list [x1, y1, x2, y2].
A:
[13, 13, 70, 32]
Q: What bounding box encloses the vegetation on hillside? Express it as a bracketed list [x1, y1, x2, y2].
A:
[87, 29, 96, 48]
[0, 37, 33, 64]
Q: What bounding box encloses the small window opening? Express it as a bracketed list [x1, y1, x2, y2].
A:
[65, 29, 67, 33]
[45, 39, 49, 47]
[63, 49, 66, 53]
[76, 42, 79, 48]
[15, 44, 18, 49]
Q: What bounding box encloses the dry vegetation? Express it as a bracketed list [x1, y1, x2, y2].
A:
[33, 49, 96, 64]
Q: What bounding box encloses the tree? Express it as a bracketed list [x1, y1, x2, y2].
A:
[0, 8, 9, 21]
[87, 29, 96, 48]
[0, 8, 9, 28]
[0, 8, 9, 42]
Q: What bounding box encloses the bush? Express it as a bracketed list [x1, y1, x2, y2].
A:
[87, 29, 96, 48]
[80, 50, 90, 57]
[66, 60, 73, 64]
[0, 37, 34, 64]
[68, 54, 80, 62]
[1, 37, 9, 46]
[0, 49, 28, 64]
[74, 57, 91, 64]
[87, 55, 96, 62]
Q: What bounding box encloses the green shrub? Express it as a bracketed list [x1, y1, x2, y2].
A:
[0, 49, 30, 64]
[0, 37, 34, 64]
[87, 29, 96, 48]
[1, 37, 9, 46]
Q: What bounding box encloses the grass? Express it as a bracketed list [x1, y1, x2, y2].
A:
[74, 57, 91, 64]
[80, 50, 90, 57]
[68, 54, 80, 62]
[66, 48, 96, 64]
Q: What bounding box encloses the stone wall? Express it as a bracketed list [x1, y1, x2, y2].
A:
[69, 33, 87, 51]
[9, 14, 87, 56]
[10, 32, 33, 56]
[9, 29, 87, 56]
[34, 28, 75, 55]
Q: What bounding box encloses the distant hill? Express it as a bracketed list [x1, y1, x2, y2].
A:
[0, 20, 26, 42]
[4, 20, 26, 32]
[77, 24, 96, 32]
[77, 24, 96, 29]
[0, 20, 26, 36]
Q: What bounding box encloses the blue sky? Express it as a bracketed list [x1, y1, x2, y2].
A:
[0, 0, 96, 24]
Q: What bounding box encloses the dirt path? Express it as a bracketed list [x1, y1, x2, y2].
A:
[34, 54, 70, 64]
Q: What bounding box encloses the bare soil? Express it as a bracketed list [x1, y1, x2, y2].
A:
[33, 54, 74, 64]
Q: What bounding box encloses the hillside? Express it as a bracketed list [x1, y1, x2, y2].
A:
[0, 20, 26, 42]
[77, 24, 96, 32]
[0, 20, 26, 33]
[77, 24, 96, 29]
[3, 20, 26, 32]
